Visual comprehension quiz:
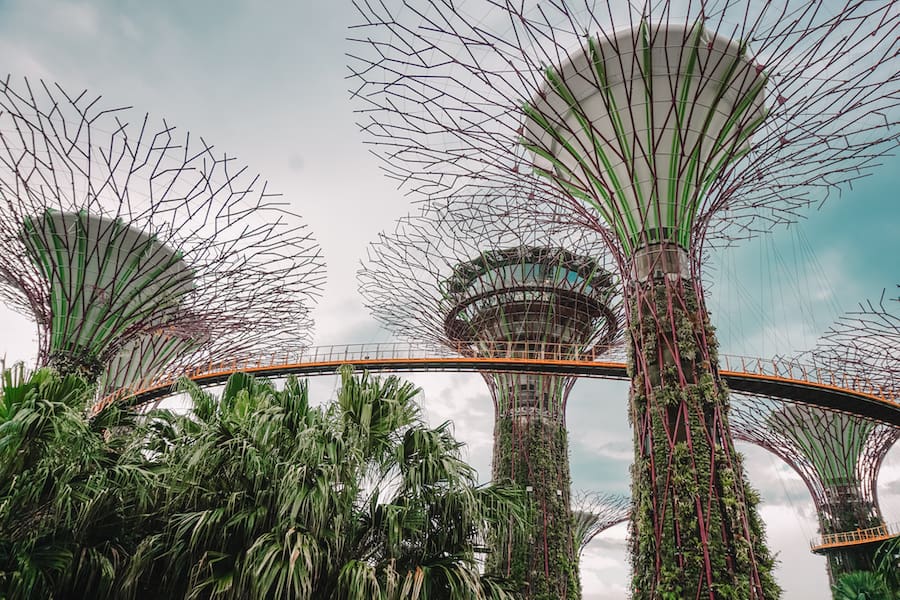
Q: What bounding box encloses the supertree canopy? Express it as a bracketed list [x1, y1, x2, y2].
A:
[0, 78, 324, 381]
[731, 397, 899, 584]
[360, 186, 622, 598]
[95, 310, 311, 402]
[349, 1, 898, 596]
[97, 323, 206, 396]
[571, 491, 631, 558]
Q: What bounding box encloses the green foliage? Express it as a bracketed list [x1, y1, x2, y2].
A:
[831, 571, 894, 600]
[873, 537, 900, 596]
[488, 415, 579, 599]
[124, 366, 524, 599]
[0, 365, 158, 600]
[0, 364, 524, 600]
[627, 283, 780, 599]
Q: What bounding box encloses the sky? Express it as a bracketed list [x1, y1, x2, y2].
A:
[0, 1, 897, 598]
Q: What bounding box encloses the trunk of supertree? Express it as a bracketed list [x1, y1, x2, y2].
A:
[486, 373, 580, 600]
[824, 545, 880, 586]
[47, 349, 105, 382]
[626, 277, 780, 599]
[819, 488, 885, 584]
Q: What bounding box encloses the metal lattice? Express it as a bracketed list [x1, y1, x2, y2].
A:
[360, 185, 623, 596]
[808, 288, 899, 396]
[571, 491, 631, 556]
[732, 393, 899, 581]
[733, 293, 900, 582]
[349, 2, 898, 597]
[0, 78, 325, 383]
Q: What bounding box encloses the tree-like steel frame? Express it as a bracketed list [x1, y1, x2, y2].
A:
[811, 289, 899, 395]
[0, 77, 325, 383]
[96, 310, 313, 399]
[733, 291, 900, 586]
[360, 187, 623, 598]
[571, 491, 631, 556]
[731, 393, 899, 585]
[348, 1, 898, 597]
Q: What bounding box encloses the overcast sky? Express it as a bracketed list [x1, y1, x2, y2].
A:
[0, 2, 897, 598]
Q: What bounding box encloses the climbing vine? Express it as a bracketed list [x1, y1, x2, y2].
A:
[47, 349, 105, 381]
[488, 408, 580, 599]
[627, 279, 780, 599]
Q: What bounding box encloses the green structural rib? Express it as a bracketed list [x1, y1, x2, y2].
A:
[522, 21, 767, 254]
[732, 398, 900, 584]
[22, 210, 193, 378]
[97, 327, 206, 395]
[770, 406, 877, 492]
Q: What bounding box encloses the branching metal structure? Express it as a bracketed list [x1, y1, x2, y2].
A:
[571, 491, 631, 557]
[349, 1, 898, 597]
[734, 291, 900, 587]
[811, 288, 899, 396]
[97, 320, 212, 395]
[731, 395, 899, 586]
[360, 187, 622, 598]
[0, 77, 325, 382]
[96, 311, 310, 400]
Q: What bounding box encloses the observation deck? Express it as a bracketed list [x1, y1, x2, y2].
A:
[98, 342, 900, 425]
[810, 522, 900, 553]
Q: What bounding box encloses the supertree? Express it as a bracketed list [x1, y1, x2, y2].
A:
[732, 290, 900, 586]
[571, 491, 631, 558]
[96, 321, 211, 396]
[95, 310, 311, 403]
[731, 396, 899, 588]
[348, 1, 899, 596]
[0, 77, 324, 383]
[359, 186, 622, 598]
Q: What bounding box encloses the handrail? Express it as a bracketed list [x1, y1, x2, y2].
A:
[93, 342, 899, 417]
[810, 522, 900, 552]
[718, 353, 895, 402]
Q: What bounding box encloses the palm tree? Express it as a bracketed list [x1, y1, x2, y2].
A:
[0, 364, 157, 600]
[832, 571, 893, 600]
[124, 367, 525, 599]
[874, 537, 900, 595]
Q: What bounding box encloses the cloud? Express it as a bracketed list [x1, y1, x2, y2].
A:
[580, 522, 630, 600]
[46, 1, 99, 36]
[0, 3, 895, 599]
[757, 504, 831, 598]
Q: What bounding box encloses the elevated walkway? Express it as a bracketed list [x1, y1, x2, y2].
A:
[811, 522, 900, 552]
[97, 342, 900, 424]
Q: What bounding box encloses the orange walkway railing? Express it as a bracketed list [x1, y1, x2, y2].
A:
[94, 342, 899, 418]
[811, 522, 900, 552]
[719, 353, 896, 404]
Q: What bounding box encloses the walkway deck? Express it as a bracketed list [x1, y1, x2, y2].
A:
[98, 343, 900, 425]
[811, 522, 900, 552]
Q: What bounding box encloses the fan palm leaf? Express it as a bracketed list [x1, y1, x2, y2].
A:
[124, 366, 523, 599]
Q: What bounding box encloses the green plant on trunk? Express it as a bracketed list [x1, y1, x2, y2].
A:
[627, 282, 779, 599]
[488, 413, 578, 599]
